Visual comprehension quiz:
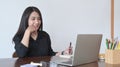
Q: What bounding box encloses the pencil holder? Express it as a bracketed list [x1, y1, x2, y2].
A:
[105, 49, 120, 64]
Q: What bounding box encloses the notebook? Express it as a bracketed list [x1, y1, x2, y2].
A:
[50, 34, 102, 66]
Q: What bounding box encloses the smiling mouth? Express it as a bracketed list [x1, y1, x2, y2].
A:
[34, 25, 40, 29]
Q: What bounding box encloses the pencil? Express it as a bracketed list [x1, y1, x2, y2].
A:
[106, 39, 109, 49]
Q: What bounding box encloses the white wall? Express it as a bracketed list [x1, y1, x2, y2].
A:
[0, 0, 118, 58]
[115, 0, 120, 38]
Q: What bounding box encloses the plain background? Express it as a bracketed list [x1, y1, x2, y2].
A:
[0, 0, 120, 58]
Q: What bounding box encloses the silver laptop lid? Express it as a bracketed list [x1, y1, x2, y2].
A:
[72, 34, 102, 66]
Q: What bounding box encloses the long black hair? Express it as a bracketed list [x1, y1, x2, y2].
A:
[13, 6, 43, 41]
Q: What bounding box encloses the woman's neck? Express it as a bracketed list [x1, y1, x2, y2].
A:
[31, 31, 38, 40]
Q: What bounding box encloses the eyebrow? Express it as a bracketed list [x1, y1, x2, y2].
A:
[31, 16, 40, 18]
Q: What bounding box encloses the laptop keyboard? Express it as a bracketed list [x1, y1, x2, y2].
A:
[62, 60, 72, 64]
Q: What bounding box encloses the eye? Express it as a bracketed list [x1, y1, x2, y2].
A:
[37, 17, 41, 20]
[31, 17, 35, 20]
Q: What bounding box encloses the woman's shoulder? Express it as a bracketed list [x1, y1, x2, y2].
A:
[39, 31, 50, 37]
[39, 30, 49, 35]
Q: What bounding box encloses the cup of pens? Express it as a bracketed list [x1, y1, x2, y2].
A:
[105, 38, 120, 64]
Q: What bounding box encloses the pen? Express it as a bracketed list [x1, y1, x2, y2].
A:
[108, 39, 111, 49]
[110, 42, 113, 49]
[69, 42, 72, 54]
[117, 41, 120, 50]
[113, 41, 117, 50]
[106, 39, 109, 49]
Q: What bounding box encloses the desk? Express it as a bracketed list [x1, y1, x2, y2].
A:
[0, 56, 119, 67]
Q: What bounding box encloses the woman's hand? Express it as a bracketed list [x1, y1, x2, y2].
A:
[26, 25, 36, 34]
[62, 47, 73, 55]
[55, 47, 73, 56]
[55, 42, 73, 56]
[64, 42, 73, 55]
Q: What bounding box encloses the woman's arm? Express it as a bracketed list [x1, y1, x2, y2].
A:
[21, 25, 36, 47]
[13, 34, 29, 58]
[14, 28, 32, 57]
[21, 29, 31, 47]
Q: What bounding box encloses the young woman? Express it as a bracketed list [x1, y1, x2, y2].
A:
[13, 6, 72, 58]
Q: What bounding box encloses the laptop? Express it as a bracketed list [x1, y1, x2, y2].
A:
[50, 34, 102, 66]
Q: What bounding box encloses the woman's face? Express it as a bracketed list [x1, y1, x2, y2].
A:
[28, 11, 41, 31]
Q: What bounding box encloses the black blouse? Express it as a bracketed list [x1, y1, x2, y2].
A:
[13, 31, 56, 57]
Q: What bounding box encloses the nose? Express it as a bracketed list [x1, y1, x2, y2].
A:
[35, 19, 39, 24]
